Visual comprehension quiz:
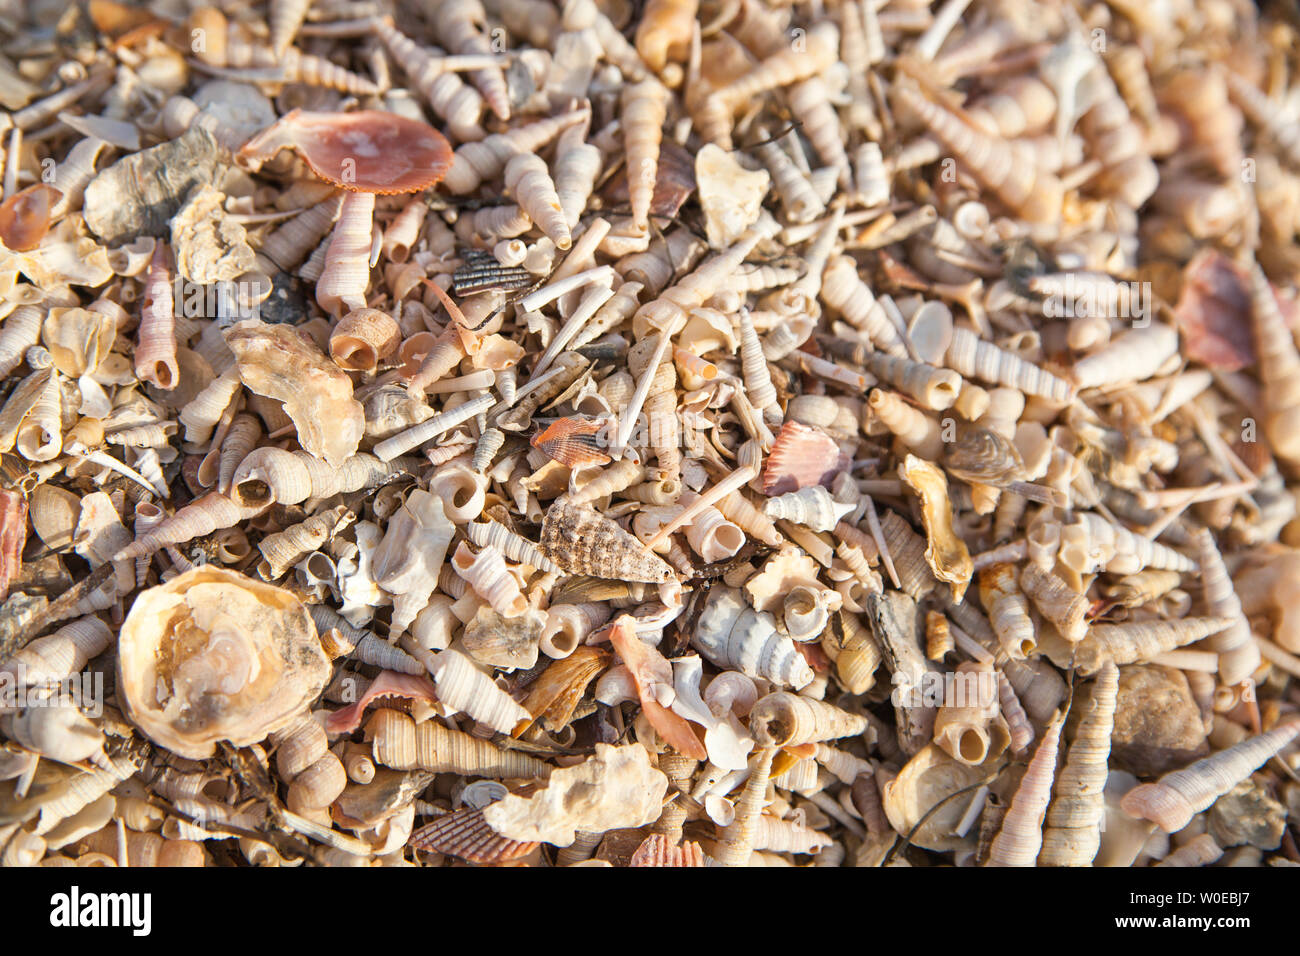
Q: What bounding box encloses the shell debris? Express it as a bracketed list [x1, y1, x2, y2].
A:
[0, 0, 1294, 871]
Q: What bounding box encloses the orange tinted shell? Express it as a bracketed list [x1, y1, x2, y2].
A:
[237, 109, 453, 194]
[530, 416, 612, 468]
[0, 184, 62, 252]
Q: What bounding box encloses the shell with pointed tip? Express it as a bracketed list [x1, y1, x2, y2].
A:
[1069, 617, 1235, 676]
[1039, 662, 1118, 867]
[1120, 722, 1300, 833]
[1019, 562, 1089, 642]
[429, 649, 531, 733]
[368, 707, 549, 778]
[1192, 528, 1258, 685]
[748, 692, 869, 748]
[945, 328, 1074, 402]
[985, 715, 1064, 866]
[694, 587, 814, 689]
[764, 485, 856, 533]
[540, 500, 675, 583]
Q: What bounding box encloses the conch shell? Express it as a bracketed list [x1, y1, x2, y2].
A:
[693, 587, 815, 689]
[763, 485, 855, 533]
[116, 567, 330, 759]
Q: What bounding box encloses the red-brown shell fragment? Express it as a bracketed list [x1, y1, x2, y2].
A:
[237, 109, 454, 194]
[0, 488, 27, 602]
[324, 670, 439, 735]
[0, 184, 63, 252]
[530, 416, 612, 468]
[762, 421, 848, 495]
[409, 807, 540, 864]
[1171, 249, 1255, 371]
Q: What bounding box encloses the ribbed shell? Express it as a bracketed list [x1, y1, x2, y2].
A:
[821, 255, 907, 356]
[713, 748, 775, 866]
[452, 541, 528, 618]
[985, 715, 1063, 866]
[747, 692, 869, 747]
[764, 485, 855, 533]
[1019, 563, 1089, 643]
[134, 243, 178, 390]
[622, 78, 670, 232]
[1071, 616, 1234, 676]
[1120, 722, 1300, 833]
[430, 649, 531, 733]
[441, 110, 587, 194]
[410, 806, 539, 863]
[1246, 260, 1300, 465]
[893, 83, 1064, 224]
[368, 708, 551, 778]
[503, 153, 571, 249]
[1193, 528, 1258, 685]
[315, 191, 374, 318]
[465, 519, 560, 573]
[693, 587, 815, 688]
[114, 493, 264, 559]
[539, 500, 675, 583]
[945, 327, 1074, 402]
[330, 308, 401, 373]
[1039, 661, 1118, 866]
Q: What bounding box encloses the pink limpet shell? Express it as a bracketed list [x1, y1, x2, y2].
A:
[238, 109, 453, 194]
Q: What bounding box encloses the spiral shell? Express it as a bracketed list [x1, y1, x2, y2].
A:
[693, 587, 814, 689]
[764, 485, 855, 533]
[1121, 722, 1300, 833]
[368, 707, 549, 778]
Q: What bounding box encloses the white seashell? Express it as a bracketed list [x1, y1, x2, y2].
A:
[764, 486, 855, 533]
[693, 587, 814, 689]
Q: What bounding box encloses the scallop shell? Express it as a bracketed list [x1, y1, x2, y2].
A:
[762, 422, 848, 496]
[409, 807, 540, 863]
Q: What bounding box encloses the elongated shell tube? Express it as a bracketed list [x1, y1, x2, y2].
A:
[368, 708, 550, 778]
[748, 692, 869, 747]
[115, 493, 265, 559]
[503, 153, 571, 250]
[257, 505, 353, 579]
[893, 83, 1065, 224]
[464, 519, 559, 573]
[451, 541, 527, 618]
[374, 393, 495, 461]
[1019, 563, 1088, 643]
[821, 256, 907, 357]
[714, 748, 775, 866]
[869, 389, 943, 460]
[441, 110, 587, 194]
[693, 587, 814, 688]
[945, 328, 1073, 402]
[1, 615, 113, 690]
[979, 563, 1036, 660]
[622, 78, 670, 233]
[1121, 722, 1300, 833]
[1039, 662, 1118, 866]
[316, 191, 374, 318]
[1071, 617, 1234, 676]
[985, 715, 1063, 866]
[1192, 528, 1258, 685]
[1071, 324, 1179, 389]
[373, 20, 485, 141]
[430, 649, 531, 733]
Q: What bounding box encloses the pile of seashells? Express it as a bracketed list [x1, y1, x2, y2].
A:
[0, 0, 1298, 867]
